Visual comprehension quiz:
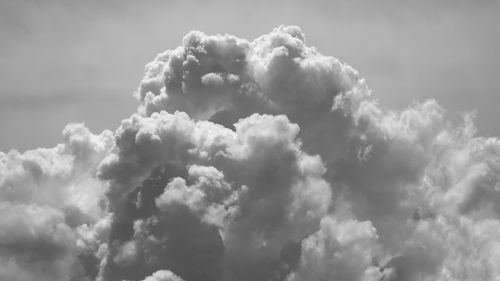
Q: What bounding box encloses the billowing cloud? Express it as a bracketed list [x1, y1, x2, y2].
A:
[136, 270, 184, 281]
[96, 111, 331, 281]
[1, 25, 500, 281]
[0, 123, 114, 281]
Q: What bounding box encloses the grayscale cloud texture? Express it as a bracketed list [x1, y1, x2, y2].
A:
[2, 25, 500, 281]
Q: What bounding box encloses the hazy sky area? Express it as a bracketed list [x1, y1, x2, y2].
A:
[1, 0, 499, 151]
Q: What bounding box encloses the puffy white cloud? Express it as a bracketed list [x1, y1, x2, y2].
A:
[138, 270, 184, 281]
[83, 26, 500, 281]
[3, 26, 500, 281]
[0, 123, 114, 281]
[97, 110, 331, 281]
[288, 216, 389, 281]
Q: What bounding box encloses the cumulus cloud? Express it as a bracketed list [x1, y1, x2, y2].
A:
[2, 25, 500, 281]
[136, 270, 184, 281]
[0, 123, 113, 281]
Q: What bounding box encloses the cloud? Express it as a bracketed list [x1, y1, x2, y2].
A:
[96, 111, 331, 281]
[136, 270, 184, 281]
[2, 25, 500, 281]
[287, 216, 387, 281]
[0, 123, 113, 281]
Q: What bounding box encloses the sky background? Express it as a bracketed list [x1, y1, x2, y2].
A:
[1, 0, 499, 151]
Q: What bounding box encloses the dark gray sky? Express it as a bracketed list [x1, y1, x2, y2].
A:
[1, 0, 499, 151]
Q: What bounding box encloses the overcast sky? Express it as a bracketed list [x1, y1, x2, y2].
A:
[1, 0, 499, 151]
